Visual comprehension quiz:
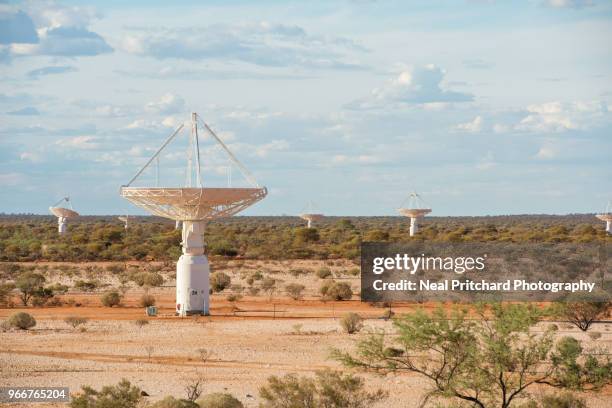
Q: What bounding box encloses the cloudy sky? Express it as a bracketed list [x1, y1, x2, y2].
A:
[1, 0, 611, 216]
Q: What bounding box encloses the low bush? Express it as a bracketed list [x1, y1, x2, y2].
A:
[341, 312, 363, 334]
[140, 294, 156, 307]
[196, 393, 243, 408]
[285, 283, 305, 300]
[101, 291, 122, 307]
[7, 312, 36, 330]
[70, 379, 141, 408]
[65, 316, 88, 329]
[210, 272, 231, 293]
[259, 370, 386, 407]
[320, 281, 353, 301]
[316, 267, 332, 279]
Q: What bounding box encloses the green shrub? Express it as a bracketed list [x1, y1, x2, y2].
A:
[70, 379, 141, 408]
[210, 272, 231, 293]
[340, 313, 363, 334]
[320, 281, 352, 301]
[285, 283, 305, 300]
[140, 294, 156, 307]
[101, 291, 122, 307]
[7, 312, 36, 330]
[316, 267, 332, 279]
[196, 393, 243, 408]
[259, 370, 386, 407]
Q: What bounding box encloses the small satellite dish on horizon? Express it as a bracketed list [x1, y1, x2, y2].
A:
[398, 192, 431, 237]
[118, 215, 129, 230]
[49, 196, 79, 235]
[299, 201, 324, 228]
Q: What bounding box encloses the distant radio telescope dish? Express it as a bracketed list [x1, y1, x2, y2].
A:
[120, 112, 267, 316]
[398, 192, 431, 237]
[49, 197, 79, 235]
[299, 201, 323, 228]
[118, 215, 129, 230]
[596, 200, 612, 235]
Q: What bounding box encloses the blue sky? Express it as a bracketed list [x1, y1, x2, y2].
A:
[0, 0, 611, 216]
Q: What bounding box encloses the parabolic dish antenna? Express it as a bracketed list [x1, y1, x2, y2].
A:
[596, 200, 612, 235]
[120, 112, 267, 316]
[299, 201, 324, 228]
[398, 192, 431, 236]
[118, 215, 129, 230]
[49, 197, 79, 235]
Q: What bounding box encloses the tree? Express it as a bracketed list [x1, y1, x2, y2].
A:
[285, 283, 305, 300]
[552, 300, 610, 332]
[70, 379, 141, 408]
[259, 369, 386, 408]
[15, 271, 45, 306]
[210, 272, 231, 293]
[332, 303, 612, 408]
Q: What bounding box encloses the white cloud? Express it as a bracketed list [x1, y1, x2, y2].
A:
[119, 22, 365, 70]
[456, 116, 483, 133]
[347, 65, 473, 110]
[1, 3, 111, 61]
[516, 100, 608, 133]
[145, 93, 186, 115]
[56, 135, 99, 149]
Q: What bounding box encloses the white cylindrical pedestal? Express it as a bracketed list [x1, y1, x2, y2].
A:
[307, 219, 312, 228]
[409, 217, 418, 236]
[175, 221, 210, 316]
[58, 217, 67, 235]
[607, 221, 611, 234]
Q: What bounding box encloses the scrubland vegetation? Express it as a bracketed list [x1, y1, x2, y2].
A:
[0, 214, 608, 262]
[1, 214, 610, 407]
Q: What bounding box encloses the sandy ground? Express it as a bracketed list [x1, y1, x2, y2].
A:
[1, 261, 611, 407]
